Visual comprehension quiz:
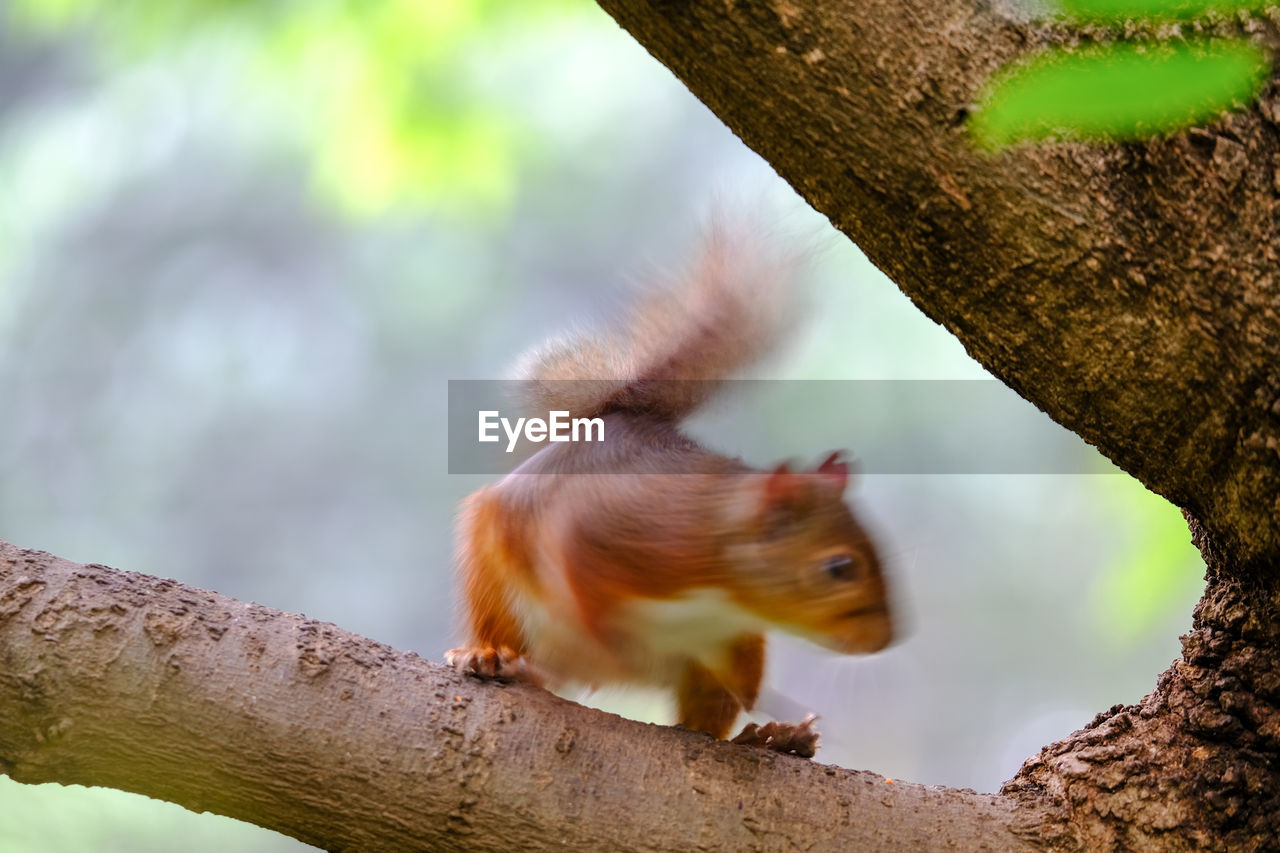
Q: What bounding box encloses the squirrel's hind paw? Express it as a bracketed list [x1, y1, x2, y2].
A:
[445, 645, 535, 682]
[731, 713, 820, 758]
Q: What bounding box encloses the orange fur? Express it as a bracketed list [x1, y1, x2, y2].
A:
[450, 435, 893, 741]
[449, 489, 534, 672]
[677, 634, 765, 738]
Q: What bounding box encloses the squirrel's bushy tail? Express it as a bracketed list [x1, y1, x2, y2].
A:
[516, 219, 808, 422]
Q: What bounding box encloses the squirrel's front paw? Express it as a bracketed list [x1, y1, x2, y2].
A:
[445, 645, 534, 682]
[731, 713, 820, 758]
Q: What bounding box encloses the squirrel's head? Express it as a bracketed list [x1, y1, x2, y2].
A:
[727, 451, 893, 654]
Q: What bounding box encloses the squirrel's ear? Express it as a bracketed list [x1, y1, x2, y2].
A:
[814, 451, 854, 491]
[761, 462, 803, 510]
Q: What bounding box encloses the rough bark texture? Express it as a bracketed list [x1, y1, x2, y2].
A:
[590, 0, 1280, 849]
[0, 541, 1042, 852]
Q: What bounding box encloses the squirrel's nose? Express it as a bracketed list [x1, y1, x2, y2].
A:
[830, 607, 893, 653]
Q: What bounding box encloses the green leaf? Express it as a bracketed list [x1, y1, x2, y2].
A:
[970, 38, 1270, 150]
[1055, 0, 1273, 21]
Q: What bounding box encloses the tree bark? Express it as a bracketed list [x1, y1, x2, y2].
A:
[0, 541, 1041, 852]
[591, 0, 1280, 849]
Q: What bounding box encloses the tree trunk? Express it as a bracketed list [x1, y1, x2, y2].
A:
[591, 0, 1280, 849]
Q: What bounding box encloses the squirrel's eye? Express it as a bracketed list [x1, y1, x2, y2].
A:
[822, 554, 860, 582]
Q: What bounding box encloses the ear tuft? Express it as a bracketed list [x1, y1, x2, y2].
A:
[815, 451, 850, 491]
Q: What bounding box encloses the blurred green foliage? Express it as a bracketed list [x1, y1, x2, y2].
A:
[0, 778, 297, 853]
[1091, 480, 1204, 646]
[972, 39, 1269, 149]
[9, 0, 588, 215]
[972, 0, 1272, 149]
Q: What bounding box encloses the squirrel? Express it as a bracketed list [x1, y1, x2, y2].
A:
[446, 220, 893, 756]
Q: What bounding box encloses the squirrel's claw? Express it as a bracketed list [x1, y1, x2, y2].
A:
[731, 713, 820, 758]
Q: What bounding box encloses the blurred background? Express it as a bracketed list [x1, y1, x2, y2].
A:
[0, 2, 1206, 850]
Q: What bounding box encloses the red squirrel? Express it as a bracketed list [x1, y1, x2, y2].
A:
[447, 221, 893, 756]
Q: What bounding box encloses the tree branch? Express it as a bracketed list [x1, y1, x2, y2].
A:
[595, 0, 1280, 572]
[0, 541, 1044, 851]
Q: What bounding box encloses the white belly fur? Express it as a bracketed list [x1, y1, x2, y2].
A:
[514, 583, 766, 689]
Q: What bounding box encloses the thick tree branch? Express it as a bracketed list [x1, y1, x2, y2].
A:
[0, 541, 1044, 851]
[596, 0, 1280, 572]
